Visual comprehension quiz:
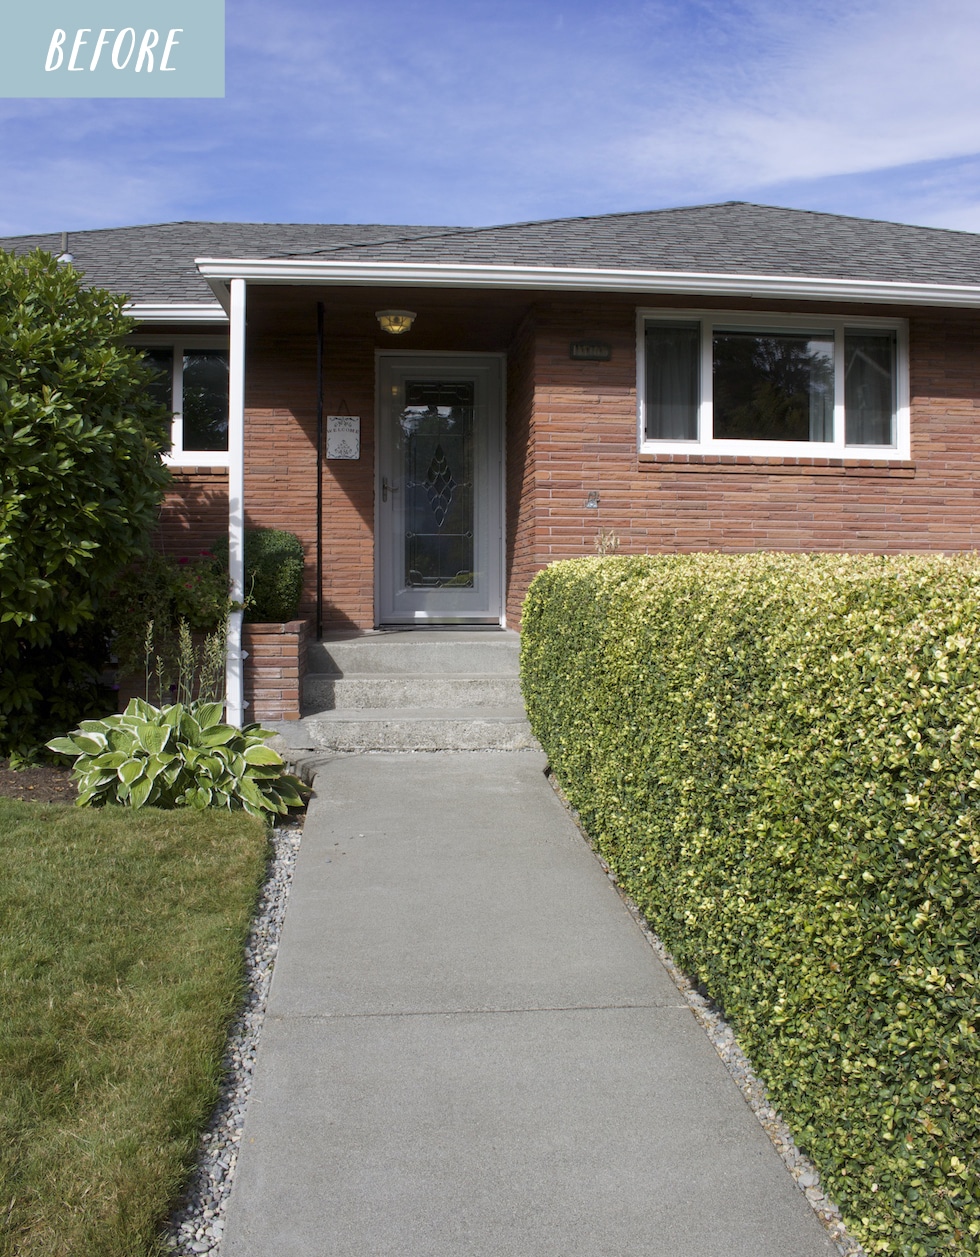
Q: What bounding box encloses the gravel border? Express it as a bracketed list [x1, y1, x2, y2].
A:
[613, 880, 867, 1257]
[160, 818, 303, 1256]
[549, 773, 868, 1257]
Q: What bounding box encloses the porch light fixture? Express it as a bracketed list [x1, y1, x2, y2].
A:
[376, 309, 416, 335]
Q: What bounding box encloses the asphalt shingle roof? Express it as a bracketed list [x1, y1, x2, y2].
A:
[0, 222, 461, 303]
[3, 203, 980, 305]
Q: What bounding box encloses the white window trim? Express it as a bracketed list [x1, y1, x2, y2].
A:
[134, 334, 231, 467]
[636, 309, 910, 460]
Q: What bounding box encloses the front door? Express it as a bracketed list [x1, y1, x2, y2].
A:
[377, 354, 503, 624]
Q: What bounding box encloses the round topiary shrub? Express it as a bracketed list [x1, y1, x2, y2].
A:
[213, 528, 304, 623]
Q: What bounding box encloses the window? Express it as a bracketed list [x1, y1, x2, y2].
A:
[139, 338, 230, 464]
[638, 312, 908, 459]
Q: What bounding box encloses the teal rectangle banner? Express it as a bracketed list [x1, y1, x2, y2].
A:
[0, 0, 224, 97]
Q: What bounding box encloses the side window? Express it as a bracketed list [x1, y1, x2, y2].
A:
[844, 330, 897, 447]
[644, 322, 699, 441]
[182, 350, 229, 452]
[138, 341, 229, 463]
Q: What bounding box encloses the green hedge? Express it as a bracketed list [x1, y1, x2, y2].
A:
[521, 554, 980, 1257]
[213, 528, 304, 623]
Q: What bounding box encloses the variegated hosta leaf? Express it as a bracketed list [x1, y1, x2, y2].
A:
[137, 723, 172, 756]
[243, 743, 282, 766]
[195, 701, 224, 729]
[118, 759, 144, 787]
[46, 736, 83, 757]
[128, 776, 153, 809]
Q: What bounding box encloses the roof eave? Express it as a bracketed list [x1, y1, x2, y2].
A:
[126, 301, 229, 324]
[193, 257, 980, 309]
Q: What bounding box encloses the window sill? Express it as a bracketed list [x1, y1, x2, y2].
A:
[637, 452, 915, 477]
[165, 463, 231, 475]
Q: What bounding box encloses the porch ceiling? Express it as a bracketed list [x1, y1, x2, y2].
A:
[247, 285, 536, 353]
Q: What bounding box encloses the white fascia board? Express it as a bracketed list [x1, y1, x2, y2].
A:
[193, 257, 980, 309]
[126, 301, 229, 324]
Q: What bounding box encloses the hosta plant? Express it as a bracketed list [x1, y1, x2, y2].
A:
[47, 698, 307, 820]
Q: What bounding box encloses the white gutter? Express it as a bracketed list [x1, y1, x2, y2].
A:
[195, 257, 980, 310]
[224, 278, 247, 727]
[126, 301, 228, 324]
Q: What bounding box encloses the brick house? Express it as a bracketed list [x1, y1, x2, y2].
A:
[5, 203, 980, 721]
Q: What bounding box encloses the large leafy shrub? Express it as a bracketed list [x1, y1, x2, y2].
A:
[212, 528, 304, 622]
[522, 553, 980, 1256]
[48, 698, 307, 820]
[0, 248, 170, 754]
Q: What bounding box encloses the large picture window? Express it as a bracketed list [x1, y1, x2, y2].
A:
[639, 312, 907, 458]
[138, 338, 230, 464]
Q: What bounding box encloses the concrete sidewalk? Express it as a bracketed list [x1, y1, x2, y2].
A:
[222, 751, 837, 1257]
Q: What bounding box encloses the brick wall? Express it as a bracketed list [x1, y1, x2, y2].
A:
[243, 319, 376, 630]
[318, 336, 376, 629]
[505, 314, 538, 627]
[158, 467, 229, 559]
[154, 296, 980, 635]
[243, 619, 309, 722]
[507, 302, 980, 623]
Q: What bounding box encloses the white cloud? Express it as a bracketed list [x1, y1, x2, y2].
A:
[623, 0, 980, 194]
[2, 0, 980, 233]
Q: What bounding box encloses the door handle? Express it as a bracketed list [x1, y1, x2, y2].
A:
[382, 477, 398, 502]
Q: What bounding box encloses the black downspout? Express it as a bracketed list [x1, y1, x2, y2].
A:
[316, 302, 324, 640]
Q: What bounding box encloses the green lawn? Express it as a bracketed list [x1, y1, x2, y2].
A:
[0, 799, 269, 1257]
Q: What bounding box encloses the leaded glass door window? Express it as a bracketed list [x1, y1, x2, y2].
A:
[378, 356, 503, 623]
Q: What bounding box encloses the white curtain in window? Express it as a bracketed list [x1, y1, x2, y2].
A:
[645, 324, 699, 441]
[845, 331, 896, 446]
[807, 339, 834, 443]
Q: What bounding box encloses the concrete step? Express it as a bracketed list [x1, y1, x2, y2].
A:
[310, 630, 520, 677]
[278, 629, 536, 752]
[303, 673, 523, 711]
[295, 707, 538, 752]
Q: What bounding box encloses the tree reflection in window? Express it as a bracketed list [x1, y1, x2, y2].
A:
[713, 331, 834, 442]
[182, 351, 229, 452]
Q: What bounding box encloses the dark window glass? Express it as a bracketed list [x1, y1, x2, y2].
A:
[644, 323, 699, 440]
[142, 347, 174, 410]
[182, 350, 229, 452]
[713, 330, 834, 442]
[401, 380, 475, 589]
[845, 331, 896, 446]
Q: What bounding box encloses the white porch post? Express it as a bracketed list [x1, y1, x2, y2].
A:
[225, 277, 247, 725]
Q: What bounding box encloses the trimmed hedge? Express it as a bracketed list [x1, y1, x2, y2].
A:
[521, 554, 980, 1257]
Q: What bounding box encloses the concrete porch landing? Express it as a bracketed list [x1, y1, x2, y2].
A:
[272, 630, 539, 753]
[220, 751, 836, 1257]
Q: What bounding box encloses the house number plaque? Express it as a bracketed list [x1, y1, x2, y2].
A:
[569, 341, 611, 361]
[326, 416, 360, 459]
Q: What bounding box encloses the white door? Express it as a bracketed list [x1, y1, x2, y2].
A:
[377, 354, 503, 624]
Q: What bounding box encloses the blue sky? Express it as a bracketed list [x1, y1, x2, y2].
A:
[3, 0, 980, 236]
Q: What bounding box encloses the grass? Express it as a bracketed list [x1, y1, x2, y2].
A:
[0, 799, 269, 1257]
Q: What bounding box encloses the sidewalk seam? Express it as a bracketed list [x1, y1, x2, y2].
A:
[264, 1001, 692, 1023]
